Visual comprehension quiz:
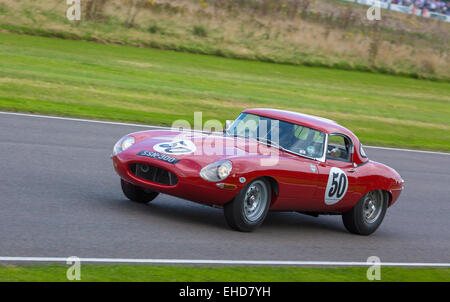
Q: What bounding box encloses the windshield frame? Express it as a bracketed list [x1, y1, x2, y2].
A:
[225, 113, 328, 162]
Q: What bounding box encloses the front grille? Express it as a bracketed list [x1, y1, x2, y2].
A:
[129, 163, 178, 186]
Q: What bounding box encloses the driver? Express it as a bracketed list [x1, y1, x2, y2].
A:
[329, 147, 341, 159]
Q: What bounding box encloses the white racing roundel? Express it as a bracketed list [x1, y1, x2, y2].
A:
[153, 139, 196, 155]
[324, 167, 348, 205]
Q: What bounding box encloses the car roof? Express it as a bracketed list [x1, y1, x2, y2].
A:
[242, 108, 367, 165]
[243, 108, 351, 135]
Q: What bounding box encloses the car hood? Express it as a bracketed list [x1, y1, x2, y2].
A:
[127, 131, 279, 166]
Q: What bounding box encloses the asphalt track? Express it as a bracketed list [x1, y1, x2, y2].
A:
[0, 112, 449, 265]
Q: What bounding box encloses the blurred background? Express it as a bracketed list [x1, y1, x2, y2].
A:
[1, 0, 449, 78]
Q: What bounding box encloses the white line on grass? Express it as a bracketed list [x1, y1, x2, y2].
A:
[0, 111, 449, 156]
[0, 257, 449, 267]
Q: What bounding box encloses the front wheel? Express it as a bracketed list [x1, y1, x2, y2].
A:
[224, 178, 271, 232]
[342, 190, 387, 235]
[121, 179, 159, 204]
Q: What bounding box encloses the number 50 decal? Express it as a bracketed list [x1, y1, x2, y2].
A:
[324, 167, 348, 205]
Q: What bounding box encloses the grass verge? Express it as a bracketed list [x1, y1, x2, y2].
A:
[0, 33, 449, 151]
[0, 264, 449, 282]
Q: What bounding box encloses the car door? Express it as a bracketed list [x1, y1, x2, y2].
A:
[314, 134, 361, 211]
[268, 124, 323, 211]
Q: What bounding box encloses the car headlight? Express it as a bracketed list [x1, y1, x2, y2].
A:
[200, 160, 232, 182]
[112, 136, 135, 156]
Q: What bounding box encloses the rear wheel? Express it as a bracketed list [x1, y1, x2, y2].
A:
[342, 190, 387, 235]
[224, 178, 271, 232]
[121, 179, 159, 204]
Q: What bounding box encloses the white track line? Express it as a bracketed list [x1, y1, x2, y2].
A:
[0, 111, 166, 129]
[0, 257, 449, 267]
[363, 145, 450, 156]
[0, 111, 449, 156]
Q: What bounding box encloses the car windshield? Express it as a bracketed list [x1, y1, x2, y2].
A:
[225, 113, 326, 159]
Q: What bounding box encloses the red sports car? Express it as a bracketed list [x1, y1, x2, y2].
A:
[112, 108, 404, 235]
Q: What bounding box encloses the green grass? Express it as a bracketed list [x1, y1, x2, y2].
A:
[1, 0, 449, 80]
[0, 33, 449, 151]
[0, 264, 449, 282]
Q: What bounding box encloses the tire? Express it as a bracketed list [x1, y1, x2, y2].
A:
[224, 178, 271, 232]
[342, 190, 387, 235]
[121, 179, 159, 204]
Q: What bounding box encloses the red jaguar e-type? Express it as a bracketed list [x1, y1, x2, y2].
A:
[111, 108, 403, 235]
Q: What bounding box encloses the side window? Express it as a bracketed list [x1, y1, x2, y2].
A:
[327, 134, 352, 162]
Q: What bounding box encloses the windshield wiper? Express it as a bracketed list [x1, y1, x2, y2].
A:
[256, 137, 285, 151]
[258, 137, 322, 161]
[226, 134, 288, 152]
[226, 132, 246, 139]
[227, 134, 320, 160]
